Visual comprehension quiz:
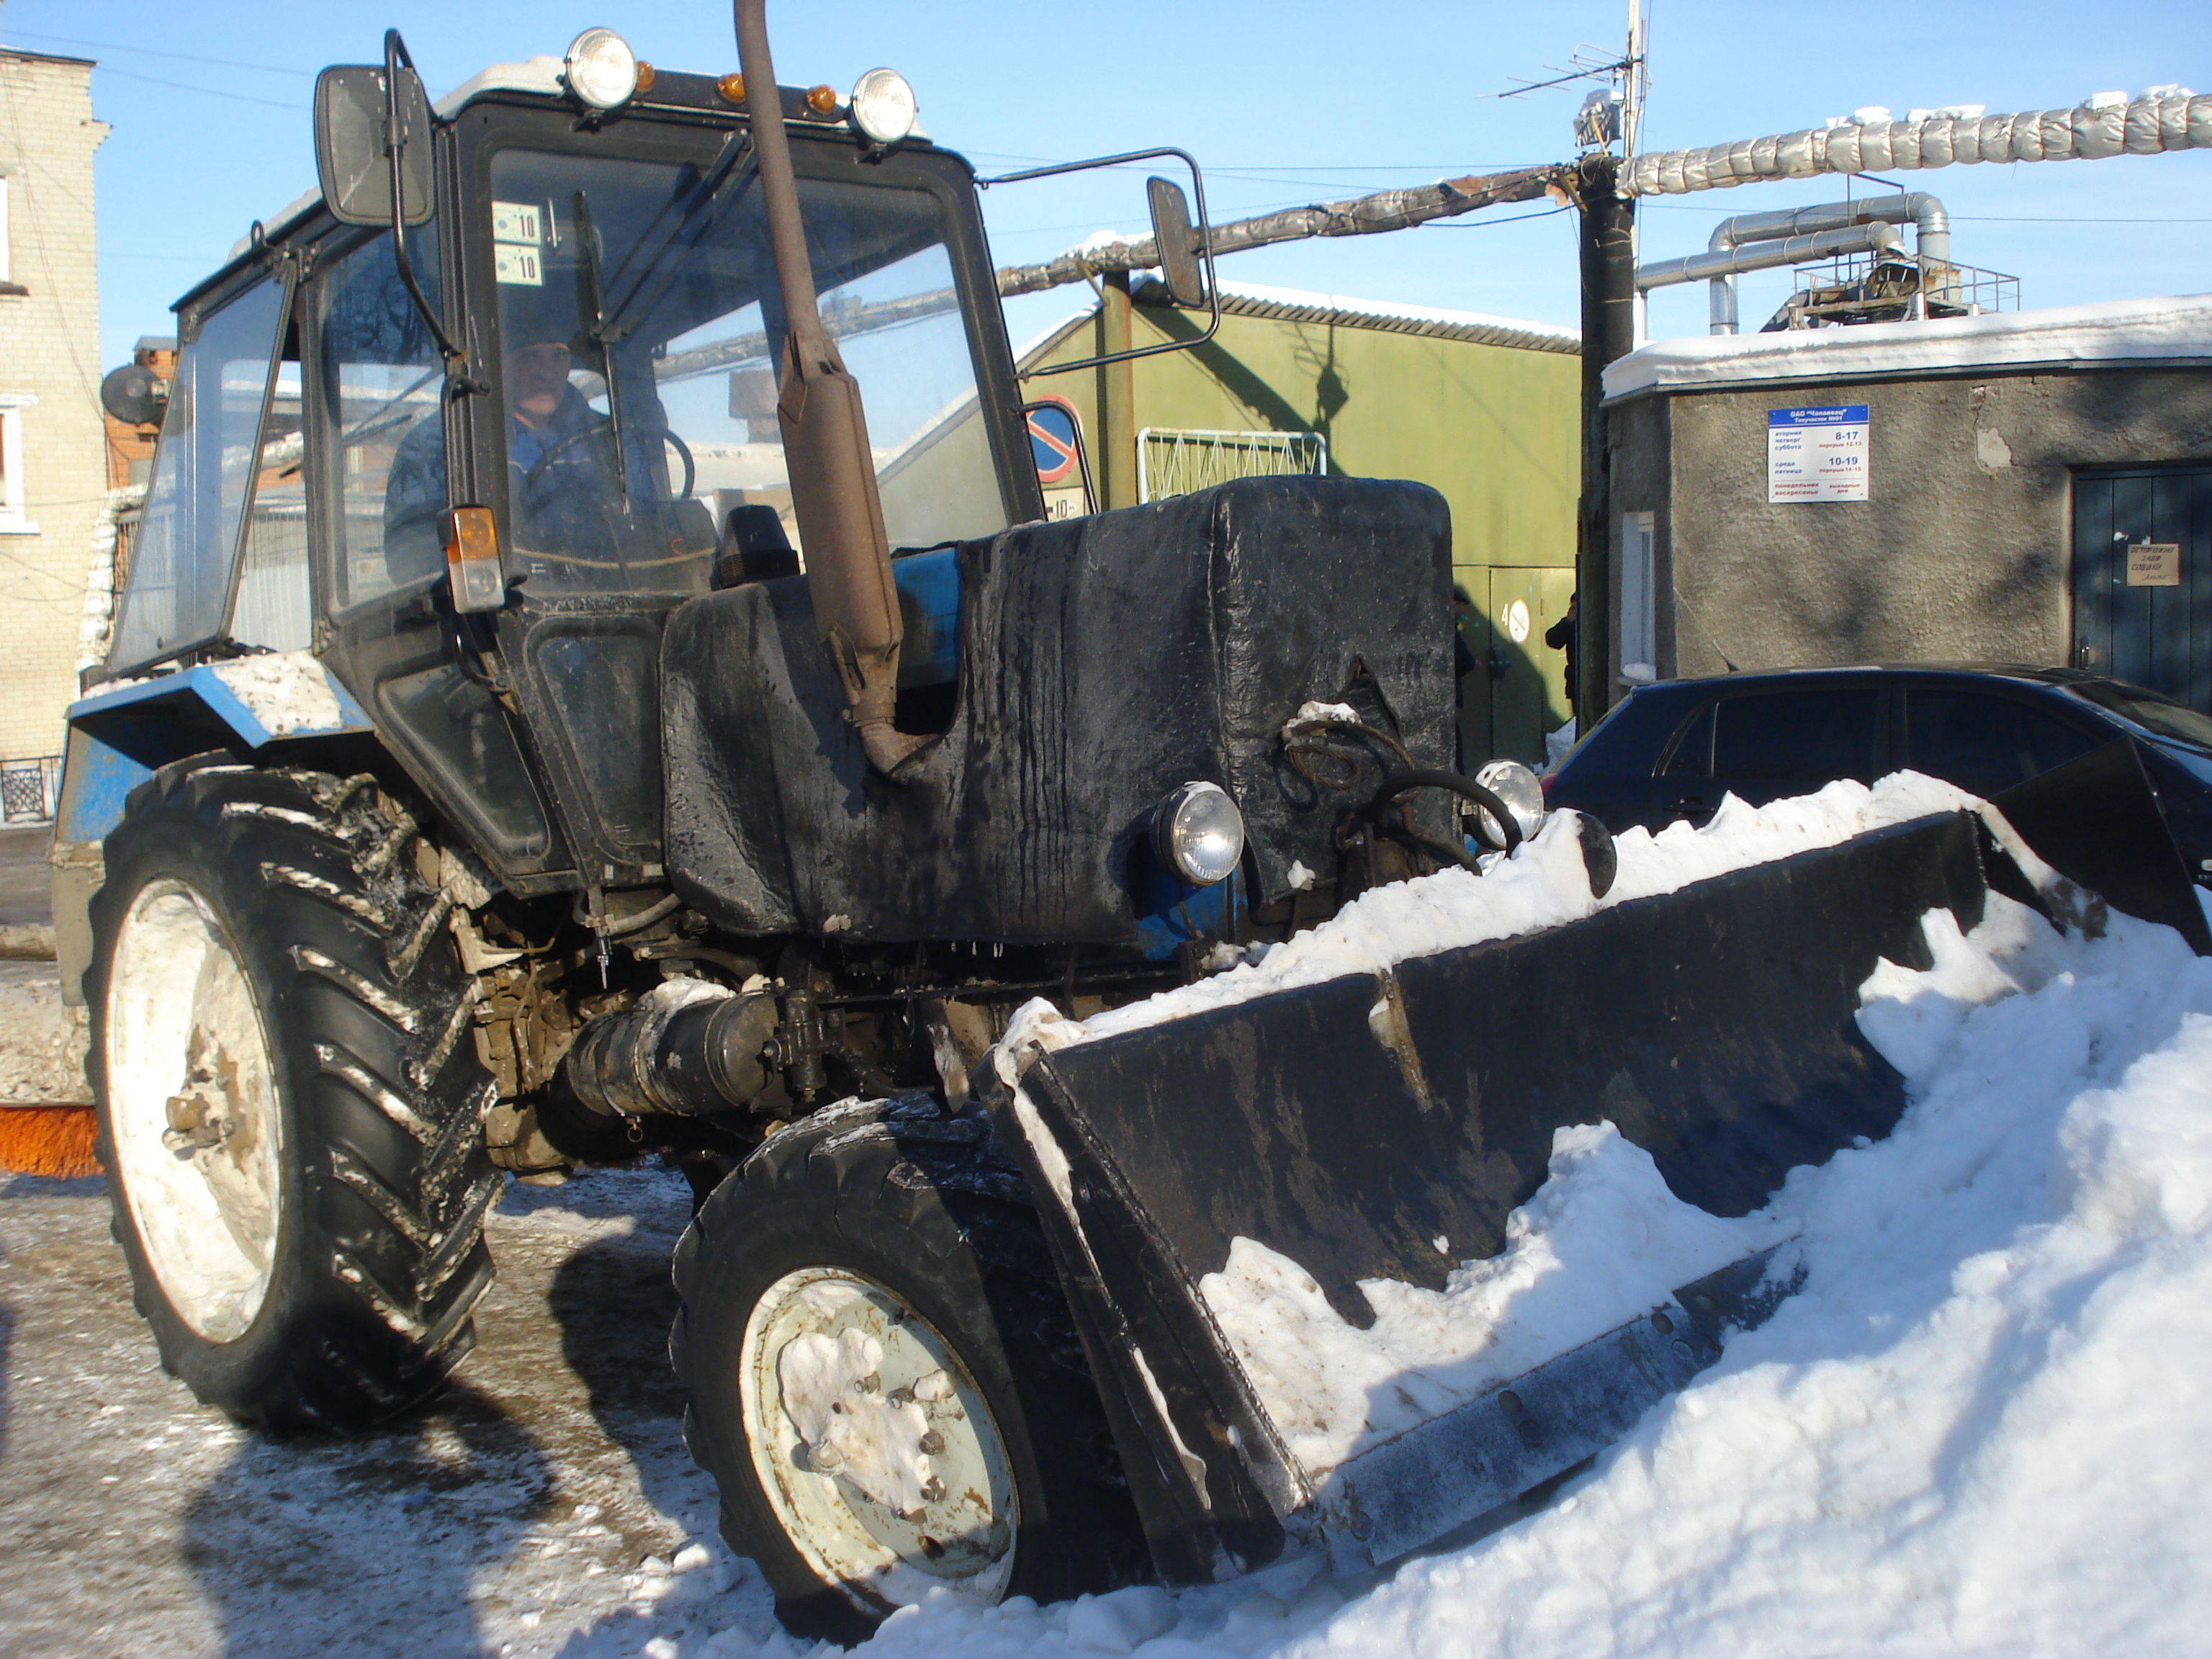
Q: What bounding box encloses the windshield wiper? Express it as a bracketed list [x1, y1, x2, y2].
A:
[570, 189, 631, 499]
[597, 131, 758, 346]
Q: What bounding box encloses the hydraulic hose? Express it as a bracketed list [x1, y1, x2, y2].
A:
[1370, 768, 1524, 855]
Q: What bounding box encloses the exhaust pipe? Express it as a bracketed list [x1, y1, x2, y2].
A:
[732, 0, 923, 778]
[565, 988, 782, 1118]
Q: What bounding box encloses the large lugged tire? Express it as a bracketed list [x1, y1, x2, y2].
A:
[671, 1096, 1148, 1642]
[88, 756, 500, 1431]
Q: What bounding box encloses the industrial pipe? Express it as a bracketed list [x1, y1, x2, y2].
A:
[1625, 91, 2212, 198]
[1635, 221, 1902, 332]
[732, 0, 922, 778]
[1696, 195, 1945, 333]
[993, 166, 1569, 298]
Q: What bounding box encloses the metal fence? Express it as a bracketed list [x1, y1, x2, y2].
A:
[1780, 254, 2019, 330]
[0, 756, 60, 824]
[1137, 428, 1328, 504]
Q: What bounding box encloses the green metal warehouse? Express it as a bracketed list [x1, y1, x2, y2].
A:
[1009, 278, 1583, 765]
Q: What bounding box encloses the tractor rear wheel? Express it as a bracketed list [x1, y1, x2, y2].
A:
[89, 756, 499, 1431]
[670, 1096, 1148, 1641]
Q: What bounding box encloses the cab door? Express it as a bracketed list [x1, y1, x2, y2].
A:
[307, 226, 572, 892]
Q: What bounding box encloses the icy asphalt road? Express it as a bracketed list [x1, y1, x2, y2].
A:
[0, 1164, 800, 1658]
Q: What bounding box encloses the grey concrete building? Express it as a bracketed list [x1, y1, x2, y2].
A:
[1598, 295, 2212, 716]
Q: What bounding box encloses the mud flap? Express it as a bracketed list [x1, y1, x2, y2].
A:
[988, 768, 2206, 1583]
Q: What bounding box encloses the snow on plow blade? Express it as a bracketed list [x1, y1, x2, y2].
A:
[986, 741, 2208, 1583]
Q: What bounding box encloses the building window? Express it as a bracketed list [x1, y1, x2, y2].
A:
[0, 400, 37, 534]
[1619, 509, 1655, 683]
[0, 174, 21, 296]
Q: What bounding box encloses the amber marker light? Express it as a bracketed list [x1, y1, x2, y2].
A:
[444, 506, 505, 613]
[805, 83, 839, 115]
[634, 63, 657, 94]
[717, 71, 746, 105]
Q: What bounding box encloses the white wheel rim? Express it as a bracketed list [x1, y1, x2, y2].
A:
[104, 878, 285, 1343]
[740, 1267, 1017, 1611]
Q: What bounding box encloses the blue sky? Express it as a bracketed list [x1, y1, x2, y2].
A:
[1, 0, 2205, 372]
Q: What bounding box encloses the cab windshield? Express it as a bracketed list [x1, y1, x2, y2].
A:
[480, 141, 1004, 595]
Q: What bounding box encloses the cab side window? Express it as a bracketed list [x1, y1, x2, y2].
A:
[1904, 689, 2099, 797]
[232, 346, 309, 652]
[108, 279, 287, 669]
[318, 228, 446, 608]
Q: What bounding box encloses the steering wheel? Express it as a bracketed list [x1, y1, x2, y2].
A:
[520, 420, 697, 509]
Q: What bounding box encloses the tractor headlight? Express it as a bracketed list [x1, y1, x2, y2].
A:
[1471, 760, 1547, 849]
[848, 68, 918, 144]
[1153, 781, 1244, 886]
[565, 28, 640, 111]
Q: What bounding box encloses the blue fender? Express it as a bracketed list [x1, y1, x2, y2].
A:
[57, 653, 374, 845]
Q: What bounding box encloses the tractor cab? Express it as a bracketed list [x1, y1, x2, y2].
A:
[89, 39, 1036, 902]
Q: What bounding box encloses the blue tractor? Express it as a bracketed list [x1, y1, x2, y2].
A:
[60, 10, 1498, 1637]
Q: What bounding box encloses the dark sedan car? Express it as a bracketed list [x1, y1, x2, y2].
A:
[1543, 665, 2212, 881]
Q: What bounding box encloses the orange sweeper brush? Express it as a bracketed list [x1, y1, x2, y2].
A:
[0, 1105, 101, 1179]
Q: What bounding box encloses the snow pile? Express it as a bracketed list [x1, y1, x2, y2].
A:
[824, 796, 2212, 1658]
[1200, 1125, 1781, 1473]
[0, 964, 89, 1102]
[1257, 891, 2212, 1658]
[1005, 771, 1973, 1055]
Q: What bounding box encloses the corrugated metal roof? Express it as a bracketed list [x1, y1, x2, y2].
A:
[1134, 276, 1583, 356]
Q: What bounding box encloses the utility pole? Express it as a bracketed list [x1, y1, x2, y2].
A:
[1573, 3, 1644, 725]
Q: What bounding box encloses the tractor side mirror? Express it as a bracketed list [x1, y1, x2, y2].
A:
[314, 63, 434, 228]
[1146, 177, 1206, 310]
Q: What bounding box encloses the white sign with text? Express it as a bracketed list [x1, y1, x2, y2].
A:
[1768, 405, 1869, 503]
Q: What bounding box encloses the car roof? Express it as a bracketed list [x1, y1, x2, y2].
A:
[1628, 662, 2117, 697]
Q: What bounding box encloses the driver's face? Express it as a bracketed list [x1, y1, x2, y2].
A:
[506, 341, 572, 428]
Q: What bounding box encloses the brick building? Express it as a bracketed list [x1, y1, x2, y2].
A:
[0, 46, 108, 807]
[103, 335, 174, 489]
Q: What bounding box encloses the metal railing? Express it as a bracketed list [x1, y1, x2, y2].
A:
[1771, 253, 2018, 331]
[0, 756, 60, 824]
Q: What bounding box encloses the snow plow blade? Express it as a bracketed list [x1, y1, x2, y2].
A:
[987, 754, 2206, 1582]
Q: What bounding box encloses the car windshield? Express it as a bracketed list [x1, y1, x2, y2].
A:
[480, 143, 1005, 595]
[2069, 680, 2212, 755]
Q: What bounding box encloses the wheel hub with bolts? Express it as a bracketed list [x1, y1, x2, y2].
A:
[740, 1267, 1016, 1610]
[104, 879, 284, 1344]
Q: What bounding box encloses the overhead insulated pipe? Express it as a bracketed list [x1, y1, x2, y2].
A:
[1635, 222, 1903, 327]
[732, 0, 922, 779]
[1624, 91, 2212, 198]
[1692, 196, 1945, 333]
[993, 166, 1569, 297]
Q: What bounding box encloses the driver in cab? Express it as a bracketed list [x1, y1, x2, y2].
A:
[503, 334, 622, 565]
[381, 325, 622, 588]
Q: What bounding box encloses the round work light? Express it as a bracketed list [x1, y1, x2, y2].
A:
[565, 29, 640, 112]
[848, 68, 918, 144]
[1153, 781, 1245, 886]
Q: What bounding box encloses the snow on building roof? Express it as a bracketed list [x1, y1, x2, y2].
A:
[1604, 292, 2212, 400]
